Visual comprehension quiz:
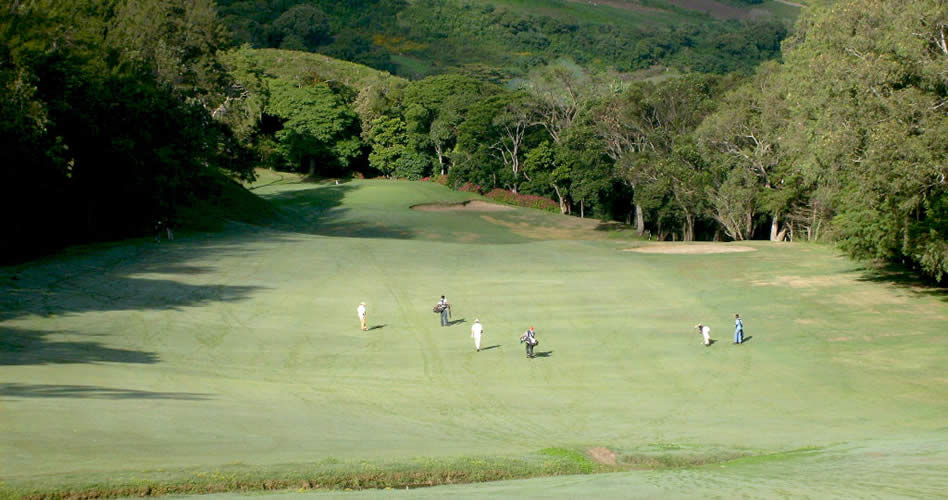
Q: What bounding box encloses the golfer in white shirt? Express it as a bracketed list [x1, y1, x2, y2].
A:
[696, 323, 711, 346]
[357, 302, 367, 331]
[471, 319, 483, 352]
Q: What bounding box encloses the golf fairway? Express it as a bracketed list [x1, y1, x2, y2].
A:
[1, 179, 945, 498]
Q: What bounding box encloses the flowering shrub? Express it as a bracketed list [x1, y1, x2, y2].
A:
[458, 182, 482, 193]
[484, 188, 559, 212]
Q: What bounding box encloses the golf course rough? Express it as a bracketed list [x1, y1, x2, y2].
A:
[1, 179, 945, 498]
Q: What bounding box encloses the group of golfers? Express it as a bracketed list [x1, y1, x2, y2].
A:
[695, 313, 745, 346]
[358, 295, 541, 359]
[357, 297, 745, 358]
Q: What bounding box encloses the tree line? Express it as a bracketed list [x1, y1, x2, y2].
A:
[223, 0, 945, 281]
[2, 0, 944, 282]
[1, 0, 260, 261]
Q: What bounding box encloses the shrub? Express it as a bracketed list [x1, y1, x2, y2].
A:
[458, 182, 483, 194]
[484, 188, 558, 212]
[392, 151, 431, 180]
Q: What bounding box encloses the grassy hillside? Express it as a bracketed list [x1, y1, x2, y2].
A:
[241, 49, 407, 91]
[1, 180, 944, 498]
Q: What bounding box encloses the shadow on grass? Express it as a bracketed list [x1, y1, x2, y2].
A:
[367, 324, 386, 331]
[480, 344, 501, 351]
[534, 351, 553, 357]
[449, 318, 466, 326]
[260, 184, 417, 240]
[855, 262, 947, 302]
[0, 327, 159, 366]
[0, 383, 210, 400]
[0, 236, 270, 368]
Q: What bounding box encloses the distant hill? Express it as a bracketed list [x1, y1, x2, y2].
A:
[242, 48, 407, 91]
[217, 0, 800, 80]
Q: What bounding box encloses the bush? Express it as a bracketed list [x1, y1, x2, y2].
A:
[392, 151, 431, 180]
[484, 188, 558, 212]
[458, 182, 483, 194]
[419, 175, 448, 185]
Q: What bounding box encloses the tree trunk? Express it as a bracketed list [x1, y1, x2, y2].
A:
[434, 145, 445, 176]
[308, 157, 316, 178]
[580, 199, 585, 218]
[683, 213, 695, 241]
[745, 210, 753, 240]
[635, 204, 645, 235]
[552, 185, 568, 214]
[770, 212, 780, 241]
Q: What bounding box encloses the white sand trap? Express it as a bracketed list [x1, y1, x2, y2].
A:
[411, 200, 514, 212]
[625, 244, 756, 254]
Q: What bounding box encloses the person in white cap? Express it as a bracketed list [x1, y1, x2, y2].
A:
[696, 323, 711, 346]
[471, 319, 483, 352]
[357, 302, 367, 331]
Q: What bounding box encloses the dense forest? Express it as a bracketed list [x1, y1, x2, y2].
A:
[216, 0, 790, 78]
[2, 0, 946, 281]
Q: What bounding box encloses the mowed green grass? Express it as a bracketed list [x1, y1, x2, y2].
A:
[1, 179, 945, 497]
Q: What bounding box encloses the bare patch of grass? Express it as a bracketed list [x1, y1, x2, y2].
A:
[587, 447, 618, 465]
[750, 275, 849, 288]
[626, 244, 756, 254]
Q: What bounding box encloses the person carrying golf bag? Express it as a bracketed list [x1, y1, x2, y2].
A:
[520, 326, 538, 358]
[435, 295, 451, 326]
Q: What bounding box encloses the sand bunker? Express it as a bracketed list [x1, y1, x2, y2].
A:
[411, 200, 514, 212]
[625, 244, 756, 254]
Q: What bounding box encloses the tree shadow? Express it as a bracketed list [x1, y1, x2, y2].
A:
[480, 344, 501, 351]
[260, 184, 418, 240]
[367, 324, 386, 331]
[0, 237, 269, 324]
[0, 383, 210, 400]
[594, 221, 633, 232]
[855, 262, 947, 302]
[0, 327, 159, 366]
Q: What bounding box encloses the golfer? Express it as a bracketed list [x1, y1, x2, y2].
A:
[696, 323, 711, 346]
[438, 295, 451, 327]
[734, 313, 744, 344]
[357, 302, 367, 331]
[471, 319, 483, 352]
[520, 326, 538, 358]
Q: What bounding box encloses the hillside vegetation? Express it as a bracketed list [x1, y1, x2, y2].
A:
[217, 0, 794, 79]
[2, 0, 944, 283]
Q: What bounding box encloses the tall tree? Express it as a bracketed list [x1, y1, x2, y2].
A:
[780, 0, 947, 279]
[108, 0, 232, 107]
[267, 79, 362, 176]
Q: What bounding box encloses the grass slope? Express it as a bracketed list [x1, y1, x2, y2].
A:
[1, 179, 945, 498]
[245, 49, 407, 91]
